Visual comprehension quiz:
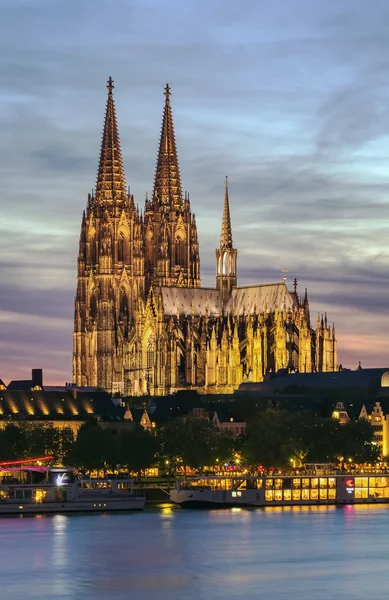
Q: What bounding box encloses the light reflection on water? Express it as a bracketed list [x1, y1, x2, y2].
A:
[0, 505, 389, 599]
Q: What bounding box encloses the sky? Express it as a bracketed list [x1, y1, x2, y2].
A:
[1, 0, 389, 385]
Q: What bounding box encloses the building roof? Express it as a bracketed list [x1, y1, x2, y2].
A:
[238, 368, 389, 398]
[7, 380, 34, 391]
[157, 287, 223, 317]
[157, 281, 296, 318]
[227, 282, 295, 315]
[0, 390, 125, 421]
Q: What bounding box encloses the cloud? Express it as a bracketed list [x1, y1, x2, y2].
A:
[1, 0, 389, 382]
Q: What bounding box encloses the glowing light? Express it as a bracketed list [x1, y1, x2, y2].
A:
[0, 456, 53, 467]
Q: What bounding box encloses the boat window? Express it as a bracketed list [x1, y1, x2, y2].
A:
[274, 490, 282, 501]
[292, 490, 301, 501]
[319, 489, 327, 500]
[266, 479, 273, 489]
[302, 479, 309, 489]
[319, 478, 327, 488]
[283, 489, 291, 501]
[328, 489, 336, 500]
[311, 478, 318, 489]
[328, 478, 336, 489]
[265, 490, 273, 501]
[292, 479, 300, 489]
[274, 479, 283, 490]
[355, 477, 368, 488]
[302, 489, 309, 500]
[310, 489, 318, 500]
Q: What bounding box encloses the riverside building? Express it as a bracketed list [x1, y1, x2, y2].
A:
[73, 79, 337, 396]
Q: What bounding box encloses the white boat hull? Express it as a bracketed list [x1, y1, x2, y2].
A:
[0, 497, 145, 515]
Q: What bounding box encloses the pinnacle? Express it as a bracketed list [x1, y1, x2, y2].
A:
[153, 84, 183, 208]
[220, 176, 233, 248]
[95, 77, 127, 205]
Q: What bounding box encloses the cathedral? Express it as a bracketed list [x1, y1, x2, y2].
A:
[73, 78, 337, 396]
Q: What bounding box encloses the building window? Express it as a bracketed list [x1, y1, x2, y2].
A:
[146, 335, 155, 372]
[118, 234, 124, 262]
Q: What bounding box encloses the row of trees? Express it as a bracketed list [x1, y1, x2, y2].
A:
[0, 409, 381, 476]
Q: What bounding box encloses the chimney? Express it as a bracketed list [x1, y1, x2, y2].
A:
[32, 369, 43, 389]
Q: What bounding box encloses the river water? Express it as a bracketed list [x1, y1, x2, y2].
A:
[1, 504, 388, 599]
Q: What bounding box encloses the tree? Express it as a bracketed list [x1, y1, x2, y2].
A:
[0, 425, 28, 460]
[242, 409, 306, 470]
[67, 420, 116, 474]
[159, 415, 234, 474]
[337, 419, 381, 464]
[118, 425, 158, 479]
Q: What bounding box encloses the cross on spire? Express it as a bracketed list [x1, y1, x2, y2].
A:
[164, 83, 171, 100]
[107, 76, 114, 94]
[282, 268, 288, 282]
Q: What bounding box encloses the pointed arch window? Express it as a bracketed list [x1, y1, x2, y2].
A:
[146, 334, 155, 372]
[175, 232, 186, 267]
[90, 234, 96, 264]
[118, 232, 125, 262]
[90, 294, 97, 321]
[146, 229, 153, 268]
[222, 251, 229, 275]
[119, 289, 129, 321]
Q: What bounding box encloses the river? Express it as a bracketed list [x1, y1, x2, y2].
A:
[0, 504, 388, 599]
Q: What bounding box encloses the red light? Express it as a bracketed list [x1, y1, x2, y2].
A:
[0, 456, 53, 467]
[345, 478, 354, 488]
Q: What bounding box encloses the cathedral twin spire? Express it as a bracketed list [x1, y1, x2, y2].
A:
[95, 77, 127, 205]
[153, 83, 183, 209]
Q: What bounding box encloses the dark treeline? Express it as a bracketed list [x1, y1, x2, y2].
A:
[0, 410, 381, 475]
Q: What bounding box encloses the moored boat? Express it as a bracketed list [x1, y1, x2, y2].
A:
[0, 466, 145, 515]
[170, 472, 389, 508]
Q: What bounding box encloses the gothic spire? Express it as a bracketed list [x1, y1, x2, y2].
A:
[95, 77, 127, 205]
[153, 84, 183, 208]
[220, 176, 233, 249]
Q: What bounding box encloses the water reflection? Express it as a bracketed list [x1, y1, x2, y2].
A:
[0, 506, 389, 599]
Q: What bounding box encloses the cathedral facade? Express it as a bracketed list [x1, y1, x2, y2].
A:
[73, 79, 337, 396]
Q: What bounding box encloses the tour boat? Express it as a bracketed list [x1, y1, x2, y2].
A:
[170, 472, 389, 508]
[0, 466, 145, 515]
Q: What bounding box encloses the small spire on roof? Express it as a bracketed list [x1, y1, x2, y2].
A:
[220, 176, 233, 249]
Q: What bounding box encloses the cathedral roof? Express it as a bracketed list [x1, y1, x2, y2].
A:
[153, 84, 183, 208]
[157, 286, 223, 317]
[95, 77, 127, 205]
[156, 281, 296, 317]
[227, 282, 296, 315]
